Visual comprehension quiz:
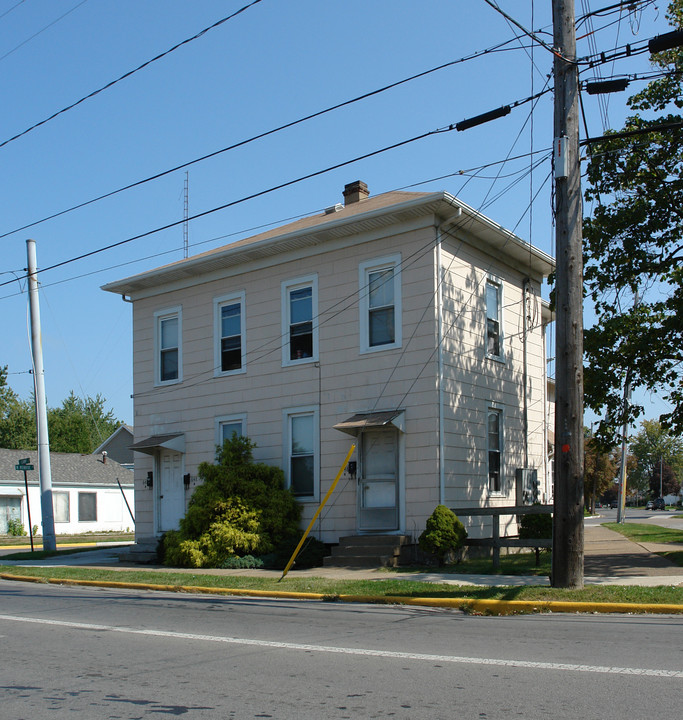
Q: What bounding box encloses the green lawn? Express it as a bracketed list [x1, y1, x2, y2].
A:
[1, 563, 682, 608]
[0, 532, 135, 547]
[604, 522, 683, 545]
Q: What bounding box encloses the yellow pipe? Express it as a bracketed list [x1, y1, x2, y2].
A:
[279, 444, 356, 581]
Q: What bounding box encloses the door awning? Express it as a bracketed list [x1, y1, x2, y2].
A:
[129, 433, 185, 455]
[333, 410, 404, 436]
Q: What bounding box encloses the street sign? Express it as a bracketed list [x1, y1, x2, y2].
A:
[15, 464, 34, 471]
[18, 457, 30, 465]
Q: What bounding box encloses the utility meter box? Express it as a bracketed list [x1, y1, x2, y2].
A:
[516, 468, 539, 505]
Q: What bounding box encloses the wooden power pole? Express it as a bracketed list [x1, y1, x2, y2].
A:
[551, 0, 584, 588]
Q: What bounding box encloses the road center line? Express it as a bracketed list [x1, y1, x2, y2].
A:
[1, 613, 681, 678]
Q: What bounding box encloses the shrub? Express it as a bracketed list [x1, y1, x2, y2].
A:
[221, 554, 263, 569]
[261, 535, 329, 570]
[7, 518, 27, 536]
[418, 505, 467, 566]
[160, 435, 301, 568]
[519, 507, 553, 566]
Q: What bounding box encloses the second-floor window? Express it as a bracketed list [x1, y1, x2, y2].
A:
[214, 293, 246, 375]
[486, 280, 503, 358]
[360, 255, 402, 353]
[155, 308, 181, 385]
[282, 276, 318, 365]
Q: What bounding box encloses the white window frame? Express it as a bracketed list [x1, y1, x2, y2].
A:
[281, 275, 318, 367]
[78, 491, 97, 522]
[282, 405, 319, 501]
[359, 254, 402, 354]
[485, 278, 504, 361]
[53, 491, 70, 523]
[214, 291, 246, 377]
[215, 414, 247, 449]
[154, 306, 182, 386]
[487, 407, 504, 495]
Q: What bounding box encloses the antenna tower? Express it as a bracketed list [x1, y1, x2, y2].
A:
[183, 172, 189, 258]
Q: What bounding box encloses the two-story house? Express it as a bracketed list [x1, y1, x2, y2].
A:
[103, 181, 554, 556]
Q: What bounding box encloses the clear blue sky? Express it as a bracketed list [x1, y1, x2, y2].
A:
[0, 0, 672, 428]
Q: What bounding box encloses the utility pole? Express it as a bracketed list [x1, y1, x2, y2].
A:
[551, 0, 584, 588]
[26, 239, 57, 551]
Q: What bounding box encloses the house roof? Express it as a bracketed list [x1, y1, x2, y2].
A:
[92, 423, 134, 456]
[0, 448, 133, 488]
[102, 188, 555, 298]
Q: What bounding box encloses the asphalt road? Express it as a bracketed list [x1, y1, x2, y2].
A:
[1, 579, 681, 719]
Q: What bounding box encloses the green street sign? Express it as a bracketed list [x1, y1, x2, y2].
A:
[15, 464, 34, 471]
[18, 457, 30, 465]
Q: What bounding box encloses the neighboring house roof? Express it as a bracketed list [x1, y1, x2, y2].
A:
[102, 189, 555, 298]
[93, 423, 134, 466]
[0, 448, 133, 488]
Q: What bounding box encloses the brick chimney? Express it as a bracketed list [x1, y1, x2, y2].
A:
[343, 180, 369, 206]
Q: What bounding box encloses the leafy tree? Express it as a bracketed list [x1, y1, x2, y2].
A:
[161, 435, 302, 568]
[583, 0, 683, 442]
[628, 419, 683, 498]
[0, 377, 121, 453]
[650, 459, 680, 498]
[584, 435, 618, 511]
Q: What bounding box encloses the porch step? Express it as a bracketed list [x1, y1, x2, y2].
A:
[323, 535, 410, 568]
[122, 538, 159, 564]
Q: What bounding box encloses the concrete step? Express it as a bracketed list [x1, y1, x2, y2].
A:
[123, 539, 158, 564]
[323, 535, 410, 568]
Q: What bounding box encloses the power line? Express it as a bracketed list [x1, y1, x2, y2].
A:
[0, 0, 89, 63]
[0, 150, 555, 302]
[0, 127, 450, 290]
[0, 35, 529, 241]
[0, 0, 264, 149]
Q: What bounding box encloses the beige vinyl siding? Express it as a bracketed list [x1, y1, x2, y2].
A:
[130, 221, 443, 541]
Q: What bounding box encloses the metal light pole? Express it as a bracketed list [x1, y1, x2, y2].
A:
[26, 239, 56, 551]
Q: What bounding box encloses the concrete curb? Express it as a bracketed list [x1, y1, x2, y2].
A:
[2, 571, 683, 616]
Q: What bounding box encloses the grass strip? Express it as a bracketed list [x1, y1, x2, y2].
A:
[604, 522, 683, 549]
[2, 564, 682, 608]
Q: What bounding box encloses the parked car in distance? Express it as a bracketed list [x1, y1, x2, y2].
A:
[653, 498, 666, 511]
[595, 502, 602, 509]
[610, 500, 618, 509]
[646, 500, 654, 510]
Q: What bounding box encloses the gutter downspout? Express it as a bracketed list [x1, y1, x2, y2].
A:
[436, 209, 462, 505]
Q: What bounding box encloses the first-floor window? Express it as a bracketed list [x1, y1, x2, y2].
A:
[53, 491, 70, 523]
[78, 492, 97, 522]
[488, 409, 503, 493]
[285, 408, 318, 498]
[218, 416, 245, 447]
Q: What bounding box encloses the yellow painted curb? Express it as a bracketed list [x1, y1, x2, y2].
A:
[2, 572, 683, 615]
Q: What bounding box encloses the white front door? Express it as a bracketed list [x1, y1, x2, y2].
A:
[358, 430, 399, 531]
[158, 450, 185, 532]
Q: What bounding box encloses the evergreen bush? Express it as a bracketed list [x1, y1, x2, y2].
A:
[418, 505, 467, 566]
[519, 506, 552, 566]
[160, 435, 301, 568]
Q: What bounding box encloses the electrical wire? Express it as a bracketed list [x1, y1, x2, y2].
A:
[0, 80, 554, 292]
[0, 0, 264, 149]
[0, 35, 531, 241]
[0, 0, 89, 63]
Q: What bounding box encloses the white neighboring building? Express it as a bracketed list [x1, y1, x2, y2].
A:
[0, 448, 134, 535]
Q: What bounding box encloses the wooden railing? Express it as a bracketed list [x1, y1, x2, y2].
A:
[449, 504, 553, 570]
